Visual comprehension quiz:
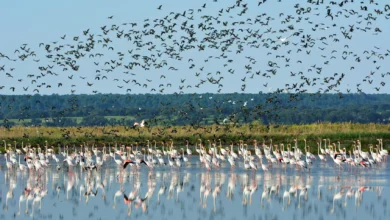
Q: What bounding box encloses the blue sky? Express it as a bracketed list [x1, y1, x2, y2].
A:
[1, 0, 389, 95]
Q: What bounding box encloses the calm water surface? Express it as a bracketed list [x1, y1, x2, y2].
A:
[1, 156, 389, 220]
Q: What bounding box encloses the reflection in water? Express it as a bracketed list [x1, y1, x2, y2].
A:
[0, 156, 389, 219]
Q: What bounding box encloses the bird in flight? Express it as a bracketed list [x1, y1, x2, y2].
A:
[133, 120, 146, 128]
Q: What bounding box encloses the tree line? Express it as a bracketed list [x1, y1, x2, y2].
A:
[0, 93, 389, 127]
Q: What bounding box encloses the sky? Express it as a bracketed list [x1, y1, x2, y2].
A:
[1, 0, 390, 95]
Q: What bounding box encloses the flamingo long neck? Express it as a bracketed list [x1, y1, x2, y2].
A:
[287, 147, 291, 159]
[324, 139, 327, 151]
[380, 140, 384, 151]
[317, 143, 320, 155]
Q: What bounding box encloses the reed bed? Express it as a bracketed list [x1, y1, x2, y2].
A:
[0, 122, 389, 153]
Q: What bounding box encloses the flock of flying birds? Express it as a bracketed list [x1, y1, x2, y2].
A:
[1, 1, 390, 94]
[1, 0, 390, 129]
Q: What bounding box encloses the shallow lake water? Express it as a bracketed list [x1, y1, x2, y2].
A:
[1, 156, 389, 220]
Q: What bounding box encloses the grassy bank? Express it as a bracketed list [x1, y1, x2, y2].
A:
[0, 122, 389, 153]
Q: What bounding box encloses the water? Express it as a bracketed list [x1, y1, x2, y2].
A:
[1, 156, 389, 220]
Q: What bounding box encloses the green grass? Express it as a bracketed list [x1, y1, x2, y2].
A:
[104, 115, 135, 121]
[8, 119, 32, 124]
[0, 122, 389, 154]
[6, 116, 136, 125]
[68, 117, 84, 124]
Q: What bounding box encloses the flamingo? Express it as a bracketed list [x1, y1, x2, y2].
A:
[317, 142, 325, 161]
[254, 140, 263, 159]
[378, 139, 387, 159]
[374, 148, 382, 163]
[123, 159, 135, 169]
[112, 152, 122, 166]
[167, 154, 175, 167]
[243, 158, 251, 170]
[175, 154, 182, 168]
[230, 142, 238, 159]
[332, 152, 345, 175]
[156, 154, 165, 165]
[323, 139, 329, 155]
[3, 140, 8, 153]
[248, 151, 257, 170]
[195, 139, 201, 155]
[181, 148, 188, 163]
[227, 153, 235, 168]
[305, 146, 313, 165]
[346, 151, 356, 169]
[18, 154, 27, 171]
[185, 140, 192, 156]
[260, 158, 268, 172]
[211, 144, 220, 168]
[140, 148, 153, 169]
[4, 153, 13, 170]
[296, 159, 308, 171]
[133, 120, 145, 127]
[219, 139, 227, 156]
